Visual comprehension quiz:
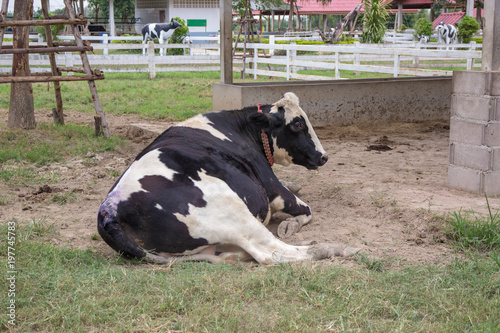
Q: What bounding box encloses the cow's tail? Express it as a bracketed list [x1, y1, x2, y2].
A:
[97, 201, 174, 264]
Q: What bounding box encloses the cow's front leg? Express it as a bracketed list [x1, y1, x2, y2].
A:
[269, 187, 312, 239]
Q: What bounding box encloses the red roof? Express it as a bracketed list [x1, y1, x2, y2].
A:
[433, 12, 464, 28]
[285, 0, 417, 15]
[291, 0, 362, 15]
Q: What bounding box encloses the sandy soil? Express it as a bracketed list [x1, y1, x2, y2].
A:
[1, 109, 494, 268]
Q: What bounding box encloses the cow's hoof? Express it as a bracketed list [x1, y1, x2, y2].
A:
[280, 181, 302, 194]
[277, 218, 300, 238]
[308, 243, 361, 260]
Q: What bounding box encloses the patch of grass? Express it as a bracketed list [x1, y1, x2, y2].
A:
[50, 190, 78, 205]
[0, 165, 60, 186]
[444, 195, 500, 251]
[355, 253, 388, 272]
[0, 122, 123, 167]
[0, 229, 499, 332]
[0, 72, 228, 121]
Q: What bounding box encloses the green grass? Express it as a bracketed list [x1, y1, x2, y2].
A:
[444, 195, 500, 252]
[0, 122, 124, 186]
[0, 220, 498, 332]
[0, 72, 223, 121]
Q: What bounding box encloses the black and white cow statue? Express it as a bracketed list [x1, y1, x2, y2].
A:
[142, 18, 182, 56]
[436, 21, 457, 44]
[98, 92, 359, 264]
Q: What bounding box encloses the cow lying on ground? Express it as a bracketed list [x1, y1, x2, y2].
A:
[98, 93, 359, 264]
[142, 19, 182, 56]
[436, 21, 457, 44]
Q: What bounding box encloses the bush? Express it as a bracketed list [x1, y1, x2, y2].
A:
[414, 17, 433, 39]
[458, 15, 480, 43]
[168, 17, 189, 55]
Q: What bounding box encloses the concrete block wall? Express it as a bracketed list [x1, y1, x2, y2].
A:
[448, 70, 500, 195]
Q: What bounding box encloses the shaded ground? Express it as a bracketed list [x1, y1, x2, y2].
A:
[1, 109, 494, 268]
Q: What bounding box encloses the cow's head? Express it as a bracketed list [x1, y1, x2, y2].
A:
[251, 92, 328, 170]
[171, 19, 182, 29]
[436, 22, 445, 33]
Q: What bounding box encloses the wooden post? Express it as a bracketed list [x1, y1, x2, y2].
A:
[94, 115, 102, 136]
[41, 0, 64, 125]
[63, 0, 110, 138]
[8, 0, 35, 130]
[220, 0, 233, 84]
[148, 41, 156, 79]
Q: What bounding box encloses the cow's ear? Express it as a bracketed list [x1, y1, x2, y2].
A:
[249, 112, 284, 129]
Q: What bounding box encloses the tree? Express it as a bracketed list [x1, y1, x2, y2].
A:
[361, 0, 388, 44]
[457, 15, 480, 43]
[9, 0, 35, 129]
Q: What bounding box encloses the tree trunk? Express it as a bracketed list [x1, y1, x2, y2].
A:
[8, 0, 36, 130]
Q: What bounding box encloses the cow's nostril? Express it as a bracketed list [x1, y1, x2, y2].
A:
[321, 155, 328, 165]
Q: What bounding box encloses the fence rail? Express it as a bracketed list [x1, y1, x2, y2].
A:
[1, 33, 482, 80]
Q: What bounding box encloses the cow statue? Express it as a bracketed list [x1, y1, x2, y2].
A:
[418, 35, 429, 44]
[182, 35, 192, 55]
[142, 18, 182, 56]
[97, 93, 360, 265]
[436, 21, 457, 44]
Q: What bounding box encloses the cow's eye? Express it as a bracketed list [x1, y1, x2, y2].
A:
[293, 121, 303, 131]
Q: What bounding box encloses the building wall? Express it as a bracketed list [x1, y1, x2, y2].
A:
[135, 0, 220, 35]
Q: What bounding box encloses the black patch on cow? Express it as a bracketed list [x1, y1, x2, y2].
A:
[116, 175, 209, 253]
[273, 113, 324, 169]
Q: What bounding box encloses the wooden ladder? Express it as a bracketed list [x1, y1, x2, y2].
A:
[0, 0, 110, 137]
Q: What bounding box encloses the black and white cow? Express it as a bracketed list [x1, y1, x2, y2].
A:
[142, 19, 182, 56]
[97, 93, 359, 264]
[436, 21, 457, 44]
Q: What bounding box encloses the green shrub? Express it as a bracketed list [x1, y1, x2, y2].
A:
[457, 15, 480, 43]
[111, 34, 140, 44]
[168, 17, 189, 55]
[414, 17, 433, 39]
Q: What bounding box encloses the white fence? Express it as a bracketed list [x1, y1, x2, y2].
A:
[0, 33, 482, 80]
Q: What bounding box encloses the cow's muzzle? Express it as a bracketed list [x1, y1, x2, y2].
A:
[306, 154, 328, 170]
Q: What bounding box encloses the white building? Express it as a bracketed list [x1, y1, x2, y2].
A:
[135, 0, 220, 35]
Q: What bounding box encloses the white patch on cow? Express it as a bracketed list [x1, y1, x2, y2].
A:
[155, 203, 163, 211]
[173, 169, 316, 263]
[270, 196, 285, 213]
[105, 149, 176, 212]
[177, 114, 232, 142]
[270, 92, 325, 155]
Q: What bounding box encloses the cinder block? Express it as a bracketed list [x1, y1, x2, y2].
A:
[492, 147, 500, 171]
[483, 171, 500, 196]
[451, 95, 492, 121]
[491, 71, 500, 96]
[449, 118, 485, 145]
[451, 142, 491, 171]
[448, 164, 482, 193]
[453, 71, 491, 96]
[485, 122, 500, 146]
[494, 98, 500, 121]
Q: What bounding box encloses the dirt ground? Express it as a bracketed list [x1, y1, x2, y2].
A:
[1, 109, 495, 268]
